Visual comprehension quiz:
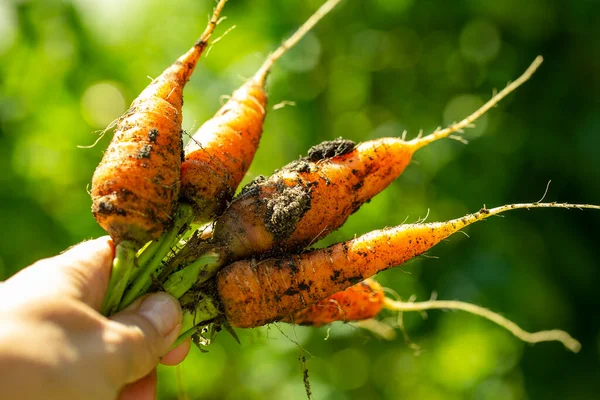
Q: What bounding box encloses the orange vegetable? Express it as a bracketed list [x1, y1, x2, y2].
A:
[282, 278, 385, 326]
[181, 0, 343, 222]
[91, 0, 227, 245]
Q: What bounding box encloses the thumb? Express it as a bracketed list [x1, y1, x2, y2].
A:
[105, 292, 183, 385]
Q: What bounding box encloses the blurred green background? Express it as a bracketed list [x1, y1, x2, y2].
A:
[1, 0, 599, 398]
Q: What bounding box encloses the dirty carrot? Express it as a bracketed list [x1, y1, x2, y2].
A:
[158, 57, 544, 301]
[93, 0, 228, 315]
[119, 0, 342, 310]
[281, 278, 385, 326]
[181, 0, 344, 223]
[211, 202, 599, 328]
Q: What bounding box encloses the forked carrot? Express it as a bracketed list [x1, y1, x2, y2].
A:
[120, 0, 343, 309]
[94, 0, 228, 315]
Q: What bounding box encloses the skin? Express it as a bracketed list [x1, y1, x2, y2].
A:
[0, 237, 191, 400]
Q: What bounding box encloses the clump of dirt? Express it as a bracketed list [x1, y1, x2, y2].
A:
[282, 159, 311, 173]
[264, 184, 311, 241]
[136, 144, 153, 159]
[239, 175, 267, 197]
[147, 128, 159, 143]
[307, 138, 355, 161]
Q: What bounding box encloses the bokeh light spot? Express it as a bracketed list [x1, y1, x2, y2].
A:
[460, 20, 501, 64]
[80, 81, 126, 128]
[279, 32, 322, 73]
[0, 2, 17, 55]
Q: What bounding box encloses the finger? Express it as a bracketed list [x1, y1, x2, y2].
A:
[118, 368, 157, 400]
[161, 338, 192, 366]
[59, 236, 115, 309]
[5, 237, 114, 309]
[105, 292, 182, 384]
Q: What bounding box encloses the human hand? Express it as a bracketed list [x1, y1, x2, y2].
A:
[0, 237, 190, 400]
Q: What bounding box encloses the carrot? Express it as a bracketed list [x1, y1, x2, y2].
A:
[92, 0, 227, 246]
[282, 278, 581, 352]
[119, 0, 343, 310]
[181, 0, 344, 223]
[281, 278, 385, 326]
[212, 202, 600, 328]
[94, 0, 228, 315]
[159, 57, 544, 300]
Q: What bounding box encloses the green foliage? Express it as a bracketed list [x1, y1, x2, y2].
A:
[1, 0, 599, 398]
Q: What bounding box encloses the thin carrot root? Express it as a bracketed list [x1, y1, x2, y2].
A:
[252, 0, 343, 86]
[354, 319, 398, 341]
[406, 56, 543, 152]
[383, 297, 581, 353]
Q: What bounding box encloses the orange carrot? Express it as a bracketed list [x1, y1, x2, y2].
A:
[181, 0, 343, 223]
[93, 0, 228, 315]
[92, 0, 227, 246]
[207, 57, 544, 261]
[281, 278, 385, 326]
[214, 202, 599, 328]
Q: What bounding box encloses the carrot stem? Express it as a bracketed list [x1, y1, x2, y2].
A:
[178, 291, 221, 341]
[163, 251, 222, 299]
[102, 241, 137, 315]
[118, 204, 194, 310]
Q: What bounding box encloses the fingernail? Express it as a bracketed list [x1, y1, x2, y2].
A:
[138, 293, 182, 337]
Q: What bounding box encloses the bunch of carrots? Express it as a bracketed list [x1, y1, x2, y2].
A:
[90, 0, 597, 355]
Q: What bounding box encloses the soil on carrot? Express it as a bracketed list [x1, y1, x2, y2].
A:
[239, 175, 267, 197]
[136, 144, 153, 159]
[264, 184, 311, 241]
[147, 129, 159, 143]
[283, 159, 312, 173]
[307, 138, 355, 161]
[277, 138, 356, 174]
